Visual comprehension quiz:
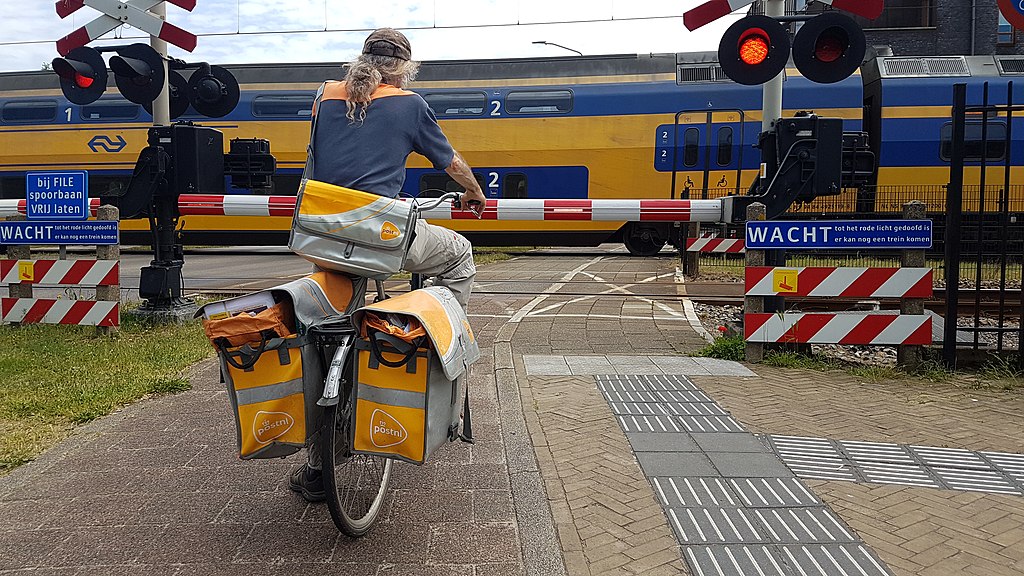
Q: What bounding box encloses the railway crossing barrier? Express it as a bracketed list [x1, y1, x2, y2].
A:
[743, 201, 933, 369]
[686, 237, 746, 254]
[1, 205, 120, 335]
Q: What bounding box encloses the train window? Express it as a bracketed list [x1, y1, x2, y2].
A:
[81, 100, 140, 121]
[716, 127, 733, 166]
[683, 128, 700, 167]
[252, 94, 314, 117]
[504, 173, 527, 199]
[2, 101, 57, 123]
[424, 93, 486, 117]
[419, 172, 486, 197]
[939, 121, 1007, 162]
[506, 90, 572, 114]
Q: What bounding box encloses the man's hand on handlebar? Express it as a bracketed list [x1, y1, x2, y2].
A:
[459, 188, 487, 218]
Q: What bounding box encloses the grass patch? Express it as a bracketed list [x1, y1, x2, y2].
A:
[0, 315, 212, 474]
[762, 351, 843, 371]
[695, 335, 745, 361]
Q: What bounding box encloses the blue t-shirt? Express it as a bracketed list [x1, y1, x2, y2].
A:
[311, 82, 455, 198]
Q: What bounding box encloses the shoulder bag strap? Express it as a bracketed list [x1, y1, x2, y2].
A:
[303, 82, 327, 180]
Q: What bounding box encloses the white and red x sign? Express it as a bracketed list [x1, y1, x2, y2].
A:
[684, 0, 884, 31]
[55, 0, 197, 56]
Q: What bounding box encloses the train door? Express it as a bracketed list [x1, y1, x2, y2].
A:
[663, 109, 745, 199]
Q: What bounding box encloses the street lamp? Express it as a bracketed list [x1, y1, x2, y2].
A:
[532, 40, 583, 56]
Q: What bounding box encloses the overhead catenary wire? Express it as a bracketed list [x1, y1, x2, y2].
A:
[0, 14, 686, 48]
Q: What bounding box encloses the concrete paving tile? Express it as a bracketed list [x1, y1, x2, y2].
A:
[474, 490, 515, 522]
[627, 433, 701, 453]
[378, 564, 474, 576]
[427, 522, 520, 564]
[690, 358, 756, 377]
[707, 453, 795, 478]
[649, 356, 711, 376]
[390, 490, 472, 524]
[690, 433, 771, 454]
[234, 521, 338, 563]
[333, 522, 430, 564]
[635, 452, 717, 477]
[0, 528, 67, 569]
[45, 525, 167, 567]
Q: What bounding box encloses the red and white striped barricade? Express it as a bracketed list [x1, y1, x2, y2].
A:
[743, 266, 934, 345]
[744, 312, 932, 345]
[686, 237, 745, 253]
[744, 267, 933, 298]
[1, 259, 119, 326]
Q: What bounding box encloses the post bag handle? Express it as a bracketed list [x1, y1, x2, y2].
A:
[368, 330, 422, 368]
[218, 330, 276, 371]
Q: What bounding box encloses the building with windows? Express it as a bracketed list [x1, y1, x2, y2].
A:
[767, 1, 1022, 56]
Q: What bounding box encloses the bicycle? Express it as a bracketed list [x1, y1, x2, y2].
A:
[305, 191, 477, 536]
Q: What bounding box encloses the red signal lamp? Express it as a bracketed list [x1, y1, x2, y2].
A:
[718, 15, 790, 86]
[74, 73, 95, 88]
[739, 31, 770, 66]
[51, 46, 107, 105]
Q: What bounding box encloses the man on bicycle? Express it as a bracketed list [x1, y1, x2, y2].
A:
[290, 27, 487, 502]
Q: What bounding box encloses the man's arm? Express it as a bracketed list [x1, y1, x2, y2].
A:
[445, 151, 487, 213]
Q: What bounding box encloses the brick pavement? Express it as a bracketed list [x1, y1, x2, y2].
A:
[4, 251, 1024, 576]
[0, 296, 530, 575]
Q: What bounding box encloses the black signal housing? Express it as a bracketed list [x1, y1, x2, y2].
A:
[718, 15, 791, 86]
[792, 12, 866, 84]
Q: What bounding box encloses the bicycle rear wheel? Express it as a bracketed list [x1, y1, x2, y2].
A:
[321, 399, 393, 536]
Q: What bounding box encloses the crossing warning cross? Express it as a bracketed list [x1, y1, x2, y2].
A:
[684, 0, 884, 31]
[55, 0, 197, 56]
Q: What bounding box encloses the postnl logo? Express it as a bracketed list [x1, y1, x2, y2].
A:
[253, 411, 294, 444]
[370, 409, 408, 448]
[773, 269, 798, 294]
[380, 221, 401, 241]
[18, 261, 34, 282]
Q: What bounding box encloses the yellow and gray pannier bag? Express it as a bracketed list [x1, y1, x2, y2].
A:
[289, 179, 417, 280]
[198, 271, 365, 460]
[350, 286, 481, 465]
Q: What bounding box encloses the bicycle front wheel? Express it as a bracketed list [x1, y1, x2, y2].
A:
[321, 402, 393, 537]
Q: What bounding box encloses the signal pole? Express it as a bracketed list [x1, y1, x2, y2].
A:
[761, 0, 785, 131]
[151, 2, 170, 126]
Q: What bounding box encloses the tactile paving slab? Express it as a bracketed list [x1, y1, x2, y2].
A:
[596, 374, 895, 576]
[762, 435, 1024, 496]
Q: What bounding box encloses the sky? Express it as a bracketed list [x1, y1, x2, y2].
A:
[0, 0, 746, 73]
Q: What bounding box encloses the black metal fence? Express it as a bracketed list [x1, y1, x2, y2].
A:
[944, 82, 1023, 369]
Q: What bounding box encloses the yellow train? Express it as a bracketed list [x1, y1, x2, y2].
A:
[1, 52, 1021, 254]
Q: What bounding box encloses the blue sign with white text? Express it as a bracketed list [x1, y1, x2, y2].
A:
[26, 171, 89, 221]
[745, 220, 933, 250]
[0, 221, 118, 245]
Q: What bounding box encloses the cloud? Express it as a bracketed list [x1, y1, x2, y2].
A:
[0, 0, 739, 72]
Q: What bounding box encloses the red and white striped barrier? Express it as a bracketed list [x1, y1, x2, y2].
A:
[1, 196, 726, 223]
[686, 237, 745, 253]
[0, 198, 101, 218]
[744, 313, 933, 345]
[175, 195, 726, 223]
[1, 298, 118, 327]
[744, 267, 933, 298]
[684, 0, 755, 31]
[1, 260, 118, 286]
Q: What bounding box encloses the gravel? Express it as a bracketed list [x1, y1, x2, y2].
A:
[693, 302, 1021, 368]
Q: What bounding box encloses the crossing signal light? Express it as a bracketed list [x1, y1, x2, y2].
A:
[109, 43, 165, 105]
[718, 16, 790, 86]
[186, 64, 240, 118]
[792, 12, 866, 84]
[52, 47, 107, 105]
